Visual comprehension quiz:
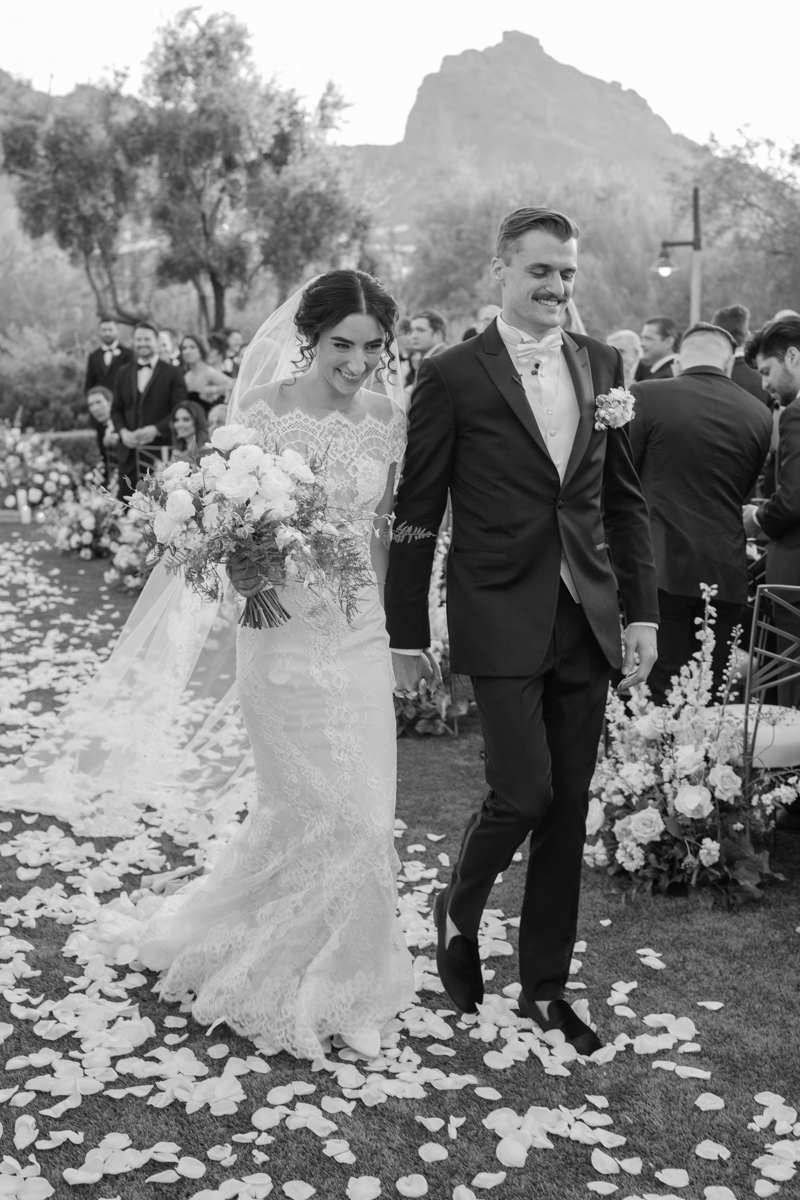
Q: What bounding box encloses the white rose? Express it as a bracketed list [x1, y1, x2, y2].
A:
[80, 515, 96, 531]
[613, 813, 634, 843]
[706, 763, 741, 802]
[634, 710, 665, 739]
[275, 526, 303, 551]
[266, 495, 297, 521]
[585, 796, 605, 837]
[79, 548, 93, 560]
[27, 487, 43, 503]
[153, 510, 176, 544]
[216, 470, 258, 504]
[201, 504, 222, 531]
[699, 838, 721, 867]
[81, 531, 94, 545]
[202, 454, 229, 481]
[257, 464, 294, 501]
[673, 784, 714, 820]
[210, 423, 253, 452]
[43, 480, 57, 494]
[675, 744, 705, 776]
[162, 460, 192, 482]
[627, 806, 665, 845]
[228, 444, 266, 473]
[279, 448, 316, 484]
[165, 489, 196, 523]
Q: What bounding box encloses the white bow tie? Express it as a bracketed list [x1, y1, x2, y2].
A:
[514, 330, 563, 366]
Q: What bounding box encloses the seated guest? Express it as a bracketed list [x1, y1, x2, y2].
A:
[180, 334, 234, 410]
[111, 321, 188, 497]
[743, 316, 800, 708]
[207, 333, 228, 371]
[606, 329, 642, 388]
[170, 401, 210, 463]
[86, 386, 120, 488]
[207, 402, 228, 438]
[85, 317, 133, 394]
[636, 315, 679, 381]
[409, 309, 448, 363]
[158, 328, 181, 367]
[631, 322, 773, 705]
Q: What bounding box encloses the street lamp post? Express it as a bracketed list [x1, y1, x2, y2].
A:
[652, 186, 702, 324]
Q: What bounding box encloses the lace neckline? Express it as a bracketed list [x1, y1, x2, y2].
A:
[266, 406, 403, 432]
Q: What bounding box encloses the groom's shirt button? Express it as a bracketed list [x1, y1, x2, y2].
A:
[549, 428, 557, 436]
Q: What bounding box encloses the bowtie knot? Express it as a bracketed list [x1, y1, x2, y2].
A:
[138, 359, 155, 369]
[514, 330, 563, 367]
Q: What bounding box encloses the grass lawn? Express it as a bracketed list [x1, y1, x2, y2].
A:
[1, 527, 799, 1200]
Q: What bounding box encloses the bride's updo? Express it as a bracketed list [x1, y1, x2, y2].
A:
[294, 269, 398, 371]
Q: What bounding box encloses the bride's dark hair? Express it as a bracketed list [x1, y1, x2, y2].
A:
[293, 269, 398, 372]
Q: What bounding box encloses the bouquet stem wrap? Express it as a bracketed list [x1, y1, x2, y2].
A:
[241, 584, 292, 630]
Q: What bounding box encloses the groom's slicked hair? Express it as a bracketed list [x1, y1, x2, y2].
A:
[496, 207, 580, 262]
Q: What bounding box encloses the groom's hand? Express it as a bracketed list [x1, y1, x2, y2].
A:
[619, 624, 658, 691]
[392, 650, 440, 696]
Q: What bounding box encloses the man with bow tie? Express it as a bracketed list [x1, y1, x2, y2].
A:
[111, 321, 188, 497]
[84, 317, 134, 395]
[386, 207, 658, 1056]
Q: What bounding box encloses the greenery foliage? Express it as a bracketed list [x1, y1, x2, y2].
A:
[0, 329, 85, 431]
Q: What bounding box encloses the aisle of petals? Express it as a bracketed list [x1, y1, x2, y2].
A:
[0, 535, 797, 1200]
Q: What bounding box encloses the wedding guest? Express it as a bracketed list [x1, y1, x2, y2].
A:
[170, 400, 210, 463]
[207, 402, 228, 437]
[743, 316, 800, 709]
[606, 329, 642, 388]
[180, 334, 234, 410]
[111, 321, 188, 497]
[86, 386, 120, 488]
[84, 317, 133, 394]
[635, 315, 678, 382]
[207, 333, 228, 370]
[224, 328, 246, 377]
[158, 328, 181, 367]
[462, 304, 502, 341]
[409, 310, 448, 362]
[631, 322, 772, 704]
[711, 304, 770, 404]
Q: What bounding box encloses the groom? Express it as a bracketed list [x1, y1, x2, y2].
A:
[386, 207, 659, 1054]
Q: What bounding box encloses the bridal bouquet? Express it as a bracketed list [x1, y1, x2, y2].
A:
[128, 423, 373, 629]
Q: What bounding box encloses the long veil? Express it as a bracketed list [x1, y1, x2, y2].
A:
[1, 278, 406, 840]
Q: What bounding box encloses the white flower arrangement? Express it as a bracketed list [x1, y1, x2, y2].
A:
[585, 586, 790, 906]
[0, 418, 78, 513]
[594, 387, 635, 432]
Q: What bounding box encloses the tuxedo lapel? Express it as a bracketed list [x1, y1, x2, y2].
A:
[562, 334, 596, 488]
[476, 323, 550, 460]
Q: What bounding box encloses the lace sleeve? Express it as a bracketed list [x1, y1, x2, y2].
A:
[387, 411, 407, 467]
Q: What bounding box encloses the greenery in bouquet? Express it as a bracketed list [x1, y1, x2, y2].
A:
[128, 423, 374, 629]
[394, 529, 471, 737]
[585, 588, 789, 906]
[0, 417, 79, 515]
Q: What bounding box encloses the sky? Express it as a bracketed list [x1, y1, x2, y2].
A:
[3, 0, 797, 150]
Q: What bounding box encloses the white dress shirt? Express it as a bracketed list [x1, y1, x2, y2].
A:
[102, 340, 119, 368]
[137, 358, 156, 394]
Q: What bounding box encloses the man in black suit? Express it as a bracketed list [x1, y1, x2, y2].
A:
[634, 315, 678, 382]
[743, 317, 800, 708]
[85, 317, 134, 395]
[630, 323, 772, 705]
[111, 321, 187, 497]
[712, 304, 772, 405]
[386, 207, 658, 1054]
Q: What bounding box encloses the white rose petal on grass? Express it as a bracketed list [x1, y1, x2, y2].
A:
[495, 1139, 527, 1168]
[591, 1150, 620, 1175]
[704, 1189, 739, 1200]
[453, 1190, 478, 1200]
[483, 1051, 514, 1070]
[415, 1116, 445, 1132]
[207, 1044, 229, 1059]
[695, 1093, 725, 1111]
[266, 1085, 295, 1105]
[471, 1173, 506, 1189]
[396, 1176, 428, 1197]
[347, 1177, 381, 1200]
[754, 1182, 781, 1197]
[697, 1001, 724, 1011]
[14, 1114, 39, 1149]
[146, 1170, 181, 1183]
[695, 1140, 730, 1161]
[586, 1185, 618, 1196]
[655, 1169, 690, 1187]
[754, 1092, 785, 1105]
[283, 1184, 316, 1200]
[419, 1143, 448, 1162]
[17, 1181, 56, 1200]
[474, 1088, 502, 1101]
[618, 1159, 642, 1175]
[176, 1157, 206, 1178]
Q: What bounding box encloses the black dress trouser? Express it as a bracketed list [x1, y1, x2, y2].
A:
[447, 583, 610, 1001]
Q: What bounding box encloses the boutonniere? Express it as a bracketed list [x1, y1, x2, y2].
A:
[594, 387, 635, 431]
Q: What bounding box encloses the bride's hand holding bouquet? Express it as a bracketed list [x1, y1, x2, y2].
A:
[127, 422, 373, 629]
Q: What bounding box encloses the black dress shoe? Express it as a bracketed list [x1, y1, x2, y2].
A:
[519, 994, 603, 1056]
[433, 889, 484, 1015]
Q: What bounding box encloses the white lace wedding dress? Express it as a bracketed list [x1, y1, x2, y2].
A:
[97, 393, 416, 1059]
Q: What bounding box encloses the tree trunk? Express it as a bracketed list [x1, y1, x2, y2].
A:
[211, 275, 226, 332]
[83, 253, 143, 325]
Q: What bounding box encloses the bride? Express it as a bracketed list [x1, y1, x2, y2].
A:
[6, 270, 417, 1061]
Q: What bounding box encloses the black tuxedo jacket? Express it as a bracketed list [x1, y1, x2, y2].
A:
[635, 356, 677, 383]
[85, 345, 134, 394]
[385, 320, 659, 676]
[111, 359, 188, 444]
[630, 366, 772, 604]
[757, 398, 800, 586]
[731, 356, 772, 407]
